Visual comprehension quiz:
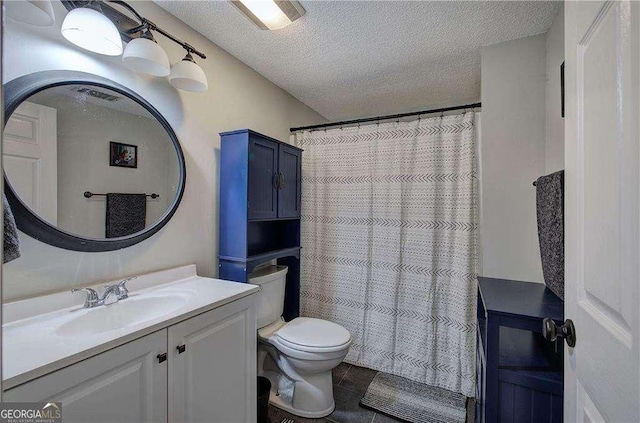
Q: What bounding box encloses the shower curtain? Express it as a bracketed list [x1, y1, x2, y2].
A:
[294, 112, 477, 397]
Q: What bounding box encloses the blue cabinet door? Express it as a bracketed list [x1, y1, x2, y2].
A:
[277, 144, 302, 218]
[248, 136, 278, 220]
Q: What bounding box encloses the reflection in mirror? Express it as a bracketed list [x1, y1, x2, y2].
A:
[3, 84, 180, 239]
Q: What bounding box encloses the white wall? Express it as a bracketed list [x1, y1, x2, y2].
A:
[546, 7, 565, 174]
[2, 1, 325, 301]
[480, 34, 547, 283]
[479, 8, 564, 283]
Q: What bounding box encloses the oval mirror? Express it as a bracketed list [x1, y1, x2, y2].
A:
[3, 71, 185, 251]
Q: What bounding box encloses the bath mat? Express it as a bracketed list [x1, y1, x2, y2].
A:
[360, 372, 467, 423]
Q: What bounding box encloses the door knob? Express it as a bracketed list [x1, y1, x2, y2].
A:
[543, 318, 576, 347]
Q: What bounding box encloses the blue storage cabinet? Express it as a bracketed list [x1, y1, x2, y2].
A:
[219, 129, 302, 320]
[247, 136, 279, 220]
[476, 277, 564, 423]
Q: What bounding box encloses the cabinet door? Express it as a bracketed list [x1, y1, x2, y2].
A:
[248, 136, 278, 220]
[4, 330, 168, 423]
[277, 144, 302, 218]
[168, 297, 257, 423]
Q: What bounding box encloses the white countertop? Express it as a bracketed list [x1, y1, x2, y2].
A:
[2, 265, 258, 390]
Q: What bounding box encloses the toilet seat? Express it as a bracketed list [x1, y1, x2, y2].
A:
[276, 336, 352, 353]
[276, 317, 351, 351]
[274, 318, 351, 353]
[258, 317, 352, 357]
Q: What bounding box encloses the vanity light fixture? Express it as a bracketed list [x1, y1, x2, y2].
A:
[6, 0, 55, 27]
[60, 0, 208, 91]
[122, 30, 170, 77]
[61, 6, 123, 56]
[169, 52, 208, 93]
[231, 0, 306, 30]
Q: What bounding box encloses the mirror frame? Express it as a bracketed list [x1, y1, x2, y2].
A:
[3, 71, 186, 252]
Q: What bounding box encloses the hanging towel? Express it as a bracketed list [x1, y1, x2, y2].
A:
[3, 195, 20, 263]
[535, 170, 564, 300]
[106, 193, 146, 238]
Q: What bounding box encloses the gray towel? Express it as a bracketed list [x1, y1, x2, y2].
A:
[106, 193, 146, 238]
[535, 171, 564, 300]
[3, 195, 20, 263]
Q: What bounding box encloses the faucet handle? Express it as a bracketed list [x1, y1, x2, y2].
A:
[118, 276, 136, 287]
[115, 276, 135, 300]
[72, 287, 99, 308]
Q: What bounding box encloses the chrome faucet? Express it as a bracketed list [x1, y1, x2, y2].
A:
[71, 287, 100, 309]
[72, 277, 136, 308]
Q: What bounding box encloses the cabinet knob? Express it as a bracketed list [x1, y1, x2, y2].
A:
[157, 353, 167, 363]
[542, 318, 576, 347]
[177, 344, 186, 354]
[273, 173, 280, 189]
[279, 172, 285, 188]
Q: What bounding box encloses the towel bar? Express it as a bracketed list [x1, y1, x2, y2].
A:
[84, 191, 160, 199]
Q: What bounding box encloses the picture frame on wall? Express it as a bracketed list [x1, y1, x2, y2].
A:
[110, 141, 138, 168]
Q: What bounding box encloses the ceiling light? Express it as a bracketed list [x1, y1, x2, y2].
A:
[231, 0, 305, 30]
[6, 0, 55, 27]
[169, 52, 208, 93]
[61, 7, 123, 56]
[122, 31, 170, 76]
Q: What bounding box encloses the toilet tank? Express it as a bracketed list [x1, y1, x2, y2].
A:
[248, 265, 288, 329]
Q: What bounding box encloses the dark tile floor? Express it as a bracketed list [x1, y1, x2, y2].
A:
[267, 363, 401, 423]
[268, 363, 475, 423]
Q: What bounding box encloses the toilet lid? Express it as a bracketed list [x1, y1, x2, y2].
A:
[276, 317, 351, 349]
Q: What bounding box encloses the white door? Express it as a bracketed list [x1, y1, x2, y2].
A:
[564, 1, 640, 421]
[168, 297, 257, 423]
[3, 330, 168, 423]
[3, 101, 57, 225]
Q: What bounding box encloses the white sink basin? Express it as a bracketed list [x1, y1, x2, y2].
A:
[56, 294, 189, 337]
[3, 265, 260, 389]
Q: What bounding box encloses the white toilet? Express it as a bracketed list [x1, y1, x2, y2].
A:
[249, 265, 352, 418]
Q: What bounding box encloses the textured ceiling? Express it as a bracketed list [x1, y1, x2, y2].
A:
[155, 1, 561, 120]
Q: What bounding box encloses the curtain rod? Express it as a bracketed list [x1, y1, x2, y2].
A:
[290, 102, 481, 132]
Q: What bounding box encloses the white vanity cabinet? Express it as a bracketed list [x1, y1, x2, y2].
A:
[4, 295, 257, 423]
[169, 295, 257, 423]
[4, 330, 168, 423]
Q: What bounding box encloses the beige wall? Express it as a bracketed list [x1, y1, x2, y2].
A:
[2, 1, 325, 301]
[480, 34, 547, 283]
[546, 7, 565, 174]
[479, 9, 564, 284]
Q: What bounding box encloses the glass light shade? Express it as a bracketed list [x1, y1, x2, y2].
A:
[123, 38, 170, 77]
[169, 59, 208, 92]
[61, 8, 123, 56]
[6, 0, 55, 27]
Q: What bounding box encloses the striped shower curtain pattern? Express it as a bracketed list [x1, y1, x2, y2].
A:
[294, 112, 478, 397]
